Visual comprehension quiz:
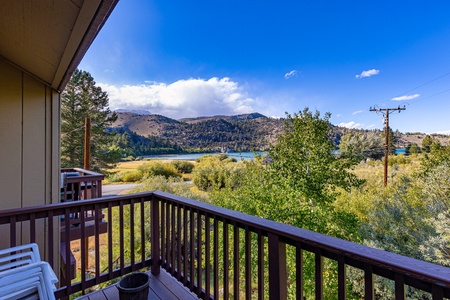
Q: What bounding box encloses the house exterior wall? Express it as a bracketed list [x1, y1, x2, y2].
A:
[0, 57, 60, 259]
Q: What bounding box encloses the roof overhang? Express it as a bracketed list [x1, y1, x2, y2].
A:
[0, 0, 119, 92]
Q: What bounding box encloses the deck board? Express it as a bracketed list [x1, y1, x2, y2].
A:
[76, 269, 198, 300]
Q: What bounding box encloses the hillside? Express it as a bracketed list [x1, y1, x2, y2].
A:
[111, 112, 284, 152]
[110, 111, 449, 154]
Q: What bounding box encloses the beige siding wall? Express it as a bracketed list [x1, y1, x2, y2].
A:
[0, 58, 60, 257]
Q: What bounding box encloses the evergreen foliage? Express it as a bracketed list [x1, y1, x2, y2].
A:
[61, 69, 119, 172]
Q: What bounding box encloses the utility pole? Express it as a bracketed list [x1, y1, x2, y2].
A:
[369, 106, 406, 186]
[84, 117, 91, 170]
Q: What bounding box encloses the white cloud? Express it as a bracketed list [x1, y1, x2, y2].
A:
[99, 77, 255, 119]
[336, 114, 343, 118]
[355, 69, 380, 79]
[284, 70, 298, 79]
[367, 124, 376, 129]
[337, 121, 363, 129]
[430, 130, 450, 135]
[352, 110, 363, 115]
[391, 94, 420, 101]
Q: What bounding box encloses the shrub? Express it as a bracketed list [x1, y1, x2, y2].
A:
[139, 162, 181, 179]
[107, 173, 124, 183]
[192, 154, 243, 191]
[122, 170, 144, 182]
[170, 160, 195, 173]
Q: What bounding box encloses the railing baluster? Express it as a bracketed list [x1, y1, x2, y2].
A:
[94, 203, 100, 284]
[47, 210, 54, 270]
[245, 227, 251, 300]
[223, 220, 229, 299]
[296, 242, 304, 300]
[190, 208, 195, 291]
[9, 216, 16, 247]
[395, 273, 405, 300]
[160, 199, 166, 267]
[177, 203, 182, 281]
[315, 249, 323, 300]
[432, 284, 444, 300]
[205, 213, 211, 299]
[234, 223, 240, 298]
[119, 201, 125, 275]
[197, 212, 203, 298]
[151, 195, 160, 275]
[166, 200, 171, 270]
[64, 207, 71, 297]
[364, 264, 374, 300]
[80, 205, 86, 294]
[107, 202, 113, 278]
[213, 216, 219, 299]
[183, 205, 188, 285]
[29, 213, 36, 243]
[268, 233, 287, 300]
[258, 230, 264, 300]
[130, 199, 135, 269]
[338, 256, 346, 300]
[171, 202, 176, 276]
[140, 197, 145, 264]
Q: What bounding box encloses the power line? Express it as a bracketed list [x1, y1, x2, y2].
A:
[390, 71, 450, 101]
[408, 87, 450, 105]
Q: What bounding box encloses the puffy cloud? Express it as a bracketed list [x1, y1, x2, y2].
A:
[99, 77, 255, 119]
[352, 110, 364, 115]
[284, 70, 298, 79]
[337, 121, 363, 129]
[391, 94, 420, 101]
[355, 69, 380, 79]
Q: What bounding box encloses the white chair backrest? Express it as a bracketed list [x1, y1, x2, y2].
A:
[0, 243, 57, 300]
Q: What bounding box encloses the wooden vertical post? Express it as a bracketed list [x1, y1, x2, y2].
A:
[151, 195, 161, 275]
[268, 233, 287, 300]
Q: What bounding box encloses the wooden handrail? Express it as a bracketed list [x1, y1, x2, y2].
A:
[0, 191, 449, 299]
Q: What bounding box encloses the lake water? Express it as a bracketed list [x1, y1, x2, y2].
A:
[143, 152, 263, 161]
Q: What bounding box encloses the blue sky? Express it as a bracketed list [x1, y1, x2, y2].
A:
[79, 0, 450, 134]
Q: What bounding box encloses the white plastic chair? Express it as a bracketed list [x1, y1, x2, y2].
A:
[0, 243, 58, 300]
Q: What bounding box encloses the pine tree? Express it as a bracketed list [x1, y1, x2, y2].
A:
[61, 69, 120, 172]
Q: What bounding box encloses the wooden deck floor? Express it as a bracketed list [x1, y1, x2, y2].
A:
[76, 269, 199, 300]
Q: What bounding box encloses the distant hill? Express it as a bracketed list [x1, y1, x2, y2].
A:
[110, 111, 449, 153]
[111, 112, 283, 152]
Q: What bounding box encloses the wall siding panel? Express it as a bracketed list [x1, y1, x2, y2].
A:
[0, 59, 23, 209]
[0, 58, 60, 256]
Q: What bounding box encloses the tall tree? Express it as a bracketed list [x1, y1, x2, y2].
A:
[211, 108, 363, 298]
[61, 69, 119, 172]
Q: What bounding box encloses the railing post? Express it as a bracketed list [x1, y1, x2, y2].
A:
[268, 233, 287, 300]
[151, 194, 161, 275]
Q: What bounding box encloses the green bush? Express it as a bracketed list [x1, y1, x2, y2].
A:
[122, 170, 144, 182]
[107, 173, 124, 182]
[170, 160, 195, 173]
[192, 154, 243, 191]
[139, 162, 181, 179]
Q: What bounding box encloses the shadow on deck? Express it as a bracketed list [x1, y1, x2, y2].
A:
[77, 269, 198, 300]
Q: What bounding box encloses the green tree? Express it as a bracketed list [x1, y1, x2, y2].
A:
[339, 131, 383, 159]
[405, 143, 421, 154]
[61, 69, 119, 172]
[421, 135, 434, 153]
[212, 108, 363, 299]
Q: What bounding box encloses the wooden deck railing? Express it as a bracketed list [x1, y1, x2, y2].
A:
[60, 168, 104, 202]
[0, 191, 449, 299]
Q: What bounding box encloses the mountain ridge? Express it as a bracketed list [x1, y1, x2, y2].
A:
[110, 111, 449, 153]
